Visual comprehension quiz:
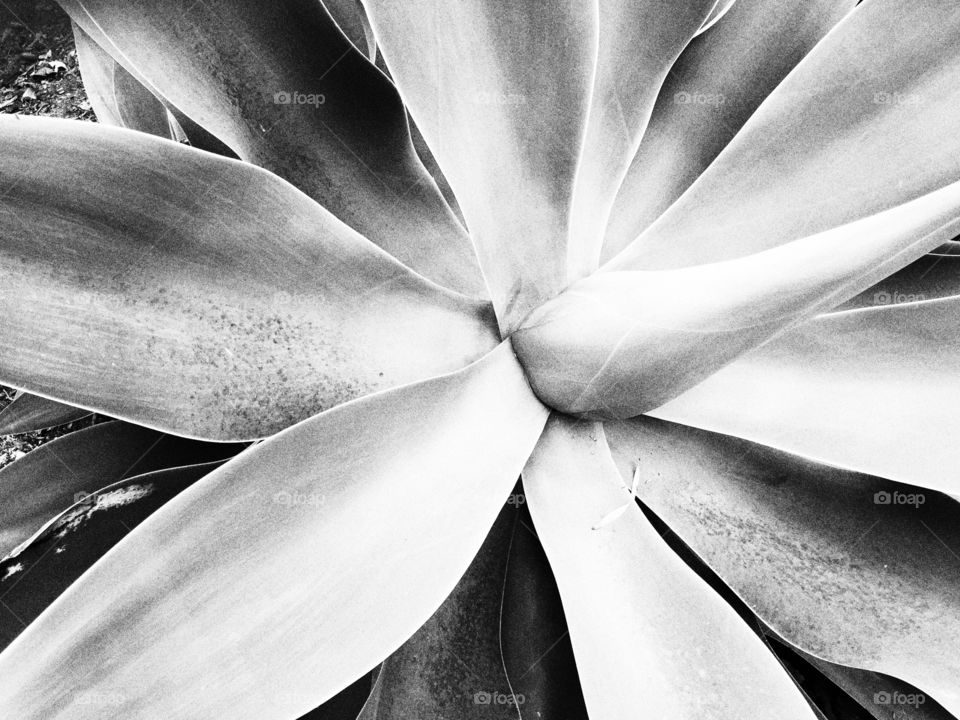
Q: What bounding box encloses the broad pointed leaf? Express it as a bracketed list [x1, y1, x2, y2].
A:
[649, 298, 960, 492]
[513, 182, 960, 417]
[501, 494, 588, 718]
[361, 0, 597, 330]
[522, 416, 815, 719]
[0, 116, 498, 440]
[72, 21, 173, 137]
[608, 0, 960, 270]
[567, 0, 715, 279]
[604, 0, 855, 257]
[59, 0, 484, 295]
[368, 499, 518, 719]
[0, 392, 89, 435]
[0, 461, 221, 651]
[0, 342, 548, 719]
[322, 0, 376, 59]
[604, 417, 960, 715]
[0, 420, 243, 558]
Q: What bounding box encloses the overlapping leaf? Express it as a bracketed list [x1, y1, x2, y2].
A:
[59, 0, 484, 295]
[0, 343, 548, 719]
[603, 0, 855, 257]
[523, 416, 815, 719]
[0, 117, 498, 440]
[609, 0, 960, 270]
[605, 417, 960, 715]
[362, 0, 597, 329]
[513, 182, 960, 417]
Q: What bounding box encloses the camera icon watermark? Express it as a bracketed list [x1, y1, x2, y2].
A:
[872, 290, 925, 305]
[273, 91, 326, 108]
[873, 490, 925, 508]
[874, 690, 925, 707]
[273, 490, 326, 508]
[873, 91, 922, 106]
[473, 690, 524, 706]
[674, 90, 725, 106]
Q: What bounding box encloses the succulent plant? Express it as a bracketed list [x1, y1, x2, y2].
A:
[1, 0, 959, 718]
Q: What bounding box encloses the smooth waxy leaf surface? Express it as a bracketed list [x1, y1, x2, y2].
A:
[367, 501, 519, 719]
[60, 0, 484, 295]
[362, 0, 597, 329]
[604, 0, 855, 257]
[0, 392, 89, 435]
[513, 182, 960, 417]
[648, 297, 960, 493]
[0, 420, 240, 558]
[609, 0, 960, 270]
[566, 0, 715, 279]
[72, 22, 173, 137]
[0, 343, 548, 719]
[0, 117, 498, 440]
[605, 417, 960, 715]
[0, 461, 221, 651]
[523, 416, 815, 719]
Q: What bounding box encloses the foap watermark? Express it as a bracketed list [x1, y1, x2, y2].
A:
[506, 493, 525, 507]
[874, 490, 925, 508]
[874, 690, 926, 707]
[873, 91, 923, 106]
[273, 91, 326, 107]
[674, 90, 725, 106]
[273, 490, 326, 508]
[473, 690, 524, 706]
[873, 290, 925, 305]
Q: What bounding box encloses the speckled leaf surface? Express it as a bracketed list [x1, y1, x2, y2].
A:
[0, 343, 548, 719]
[605, 417, 960, 715]
[523, 416, 816, 719]
[0, 116, 498, 440]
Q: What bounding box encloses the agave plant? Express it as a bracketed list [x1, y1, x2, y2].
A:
[1, 0, 959, 717]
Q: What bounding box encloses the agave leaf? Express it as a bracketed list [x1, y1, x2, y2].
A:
[361, 0, 596, 330]
[604, 417, 960, 715]
[0, 116, 498, 441]
[72, 21, 174, 137]
[322, 0, 376, 59]
[567, 0, 716, 279]
[789, 646, 955, 720]
[0, 392, 89, 435]
[694, 0, 738, 35]
[834, 250, 960, 311]
[648, 298, 960, 492]
[59, 0, 485, 296]
[0, 343, 548, 719]
[72, 21, 237, 156]
[0, 420, 243, 558]
[366, 499, 518, 719]
[522, 416, 816, 719]
[604, 0, 855, 257]
[513, 181, 960, 417]
[0, 460, 222, 651]
[608, 0, 960, 270]
[500, 495, 588, 718]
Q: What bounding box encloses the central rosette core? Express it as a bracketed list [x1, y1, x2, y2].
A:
[509, 270, 777, 419]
